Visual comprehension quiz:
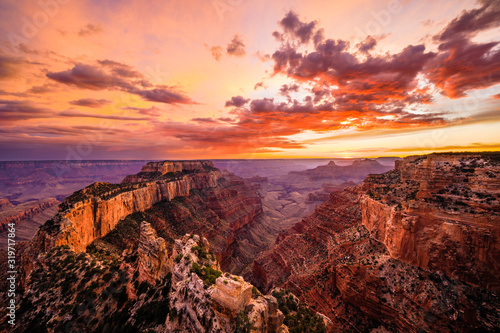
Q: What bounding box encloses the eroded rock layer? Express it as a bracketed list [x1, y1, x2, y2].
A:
[361, 153, 500, 290]
[253, 153, 500, 332]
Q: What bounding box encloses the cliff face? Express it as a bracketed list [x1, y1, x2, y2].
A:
[123, 171, 264, 275]
[39, 168, 221, 253]
[361, 153, 500, 290]
[19, 162, 222, 286]
[137, 221, 171, 284]
[20, 161, 270, 289]
[122, 160, 216, 183]
[0, 198, 59, 232]
[253, 153, 500, 332]
[5, 222, 293, 332]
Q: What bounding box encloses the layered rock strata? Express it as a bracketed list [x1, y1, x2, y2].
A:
[253, 153, 500, 332]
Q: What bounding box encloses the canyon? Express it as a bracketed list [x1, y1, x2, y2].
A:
[0, 160, 148, 248]
[0, 154, 497, 332]
[252, 152, 500, 332]
[1, 160, 328, 332]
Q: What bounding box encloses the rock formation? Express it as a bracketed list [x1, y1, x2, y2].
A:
[137, 221, 171, 284]
[32, 162, 222, 252]
[3, 226, 293, 332]
[360, 153, 500, 290]
[0, 160, 148, 245]
[0, 198, 59, 232]
[18, 161, 267, 293]
[253, 152, 500, 332]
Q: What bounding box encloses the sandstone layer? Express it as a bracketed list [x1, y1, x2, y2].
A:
[253, 153, 500, 332]
[361, 153, 500, 290]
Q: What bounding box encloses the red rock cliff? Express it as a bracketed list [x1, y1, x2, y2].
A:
[360, 153, 500, 290]
[252, 152, 500, 332]
[20, 162, 223, 286]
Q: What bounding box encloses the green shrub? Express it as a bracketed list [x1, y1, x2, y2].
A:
[174, 253, 183, 263]
[190, 262, 222, 286]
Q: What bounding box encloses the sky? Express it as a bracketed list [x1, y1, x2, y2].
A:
[0, 0, 499, 160]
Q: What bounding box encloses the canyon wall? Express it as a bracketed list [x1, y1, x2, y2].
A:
[0, 198, 59, 232]
[19, 162, 223, 286]
[360, 153, 500, 290]
[37, 166, 222, 253]
[252, 153, 500, 332]
[122, 160, 215, 182]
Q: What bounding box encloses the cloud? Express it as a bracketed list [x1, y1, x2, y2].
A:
[78, 23, 103, 37]
[226, 35, 246, 57]
[254, 51, 271, 62]
[152, 120, 306, 152]
[224, 95, 250, 107]
[0, 99, 53, 122]
[425, 0, 500, 98]
[210, 46, 223, 61]
[59, 110, 149, 121]
[0, 124, 126, 136]
[218, 117, 235, 122]
[0, 53, 24, 80]
[26, 83, 58, 94]
[210, 10, 484, 151]
[97, 59, 143, 78]
[279, 83, 300, 97]
[69, 98, 112, 108]
[436, 0, 500, 41]
[357, 36, 377, 54]
[274, 11, 321, 45]
[254, 81, 265, 90]
[46, 61, 194, 104]
[121, 106, 161, 117]
[191, 117, 219, 123]
[207, 35, 247, 61]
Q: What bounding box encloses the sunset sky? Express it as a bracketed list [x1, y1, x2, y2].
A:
[0, 0, 499, 160]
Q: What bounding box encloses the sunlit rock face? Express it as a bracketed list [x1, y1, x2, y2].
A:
[137, 221, 171, 284]
[361, 153, 500, 290]
[30, 163, 222, 253]
[253, 153, 500, 332]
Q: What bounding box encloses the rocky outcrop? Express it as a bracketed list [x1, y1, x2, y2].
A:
[252, 153, 500, 332]
[37, 170, 221, 252]
[133, 171, 263, 276]
[19, 162, 223, 287]
[0, 198, 13, 209]
[122, 160, 215, 183]
[360, 153, 500, 290]
[211, 273, 253, 317]
[160, 234, 287, 332]
[137, 221, 171, 284]
[0, 198, 60, 232]
[284, 159, 393, 186]
[246, 293, 287, 333]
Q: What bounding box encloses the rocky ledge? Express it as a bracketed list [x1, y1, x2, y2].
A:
[361, 152, 500, 290]
[252, 152, 500, 332]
